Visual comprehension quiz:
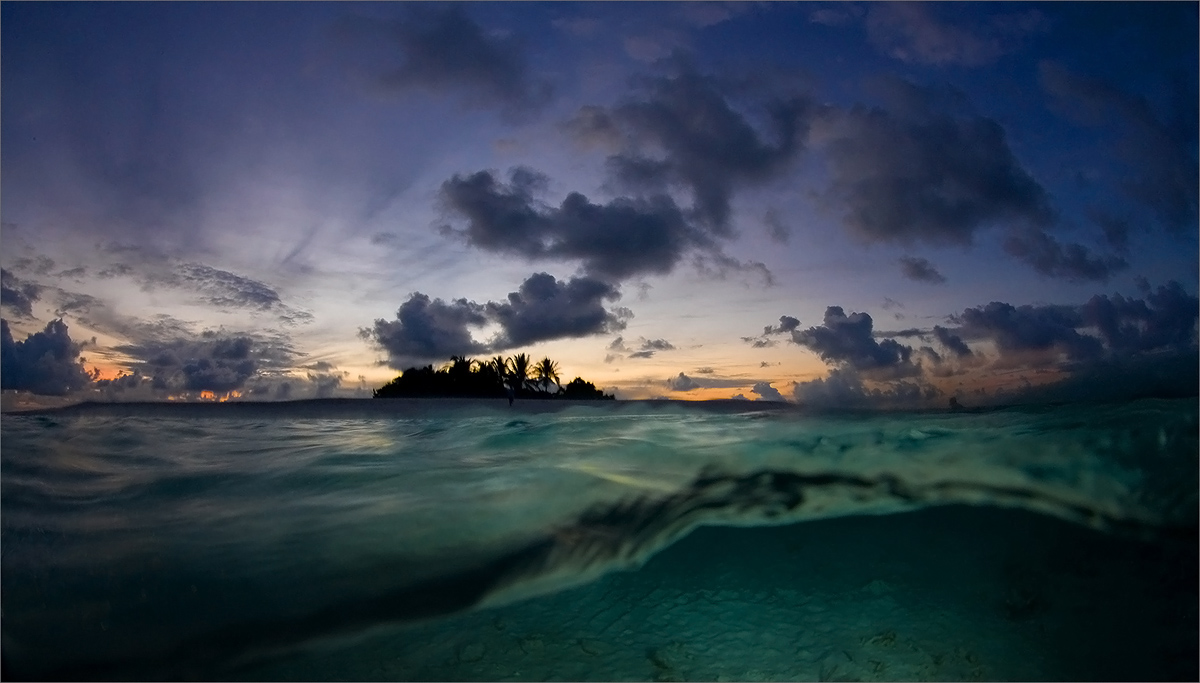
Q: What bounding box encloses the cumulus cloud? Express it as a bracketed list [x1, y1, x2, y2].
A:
[666, 372, 700, 391]
[363, 293, 489, 367]
[565, 62, 810, 231]
[794, 367, 941, 410]
[865, 4, 1048, 67]
[1079, 280, 1199, 355]
[1, 318, 94, 395]
[898, 256, 946, 284]
[114, 329, 298, 394]
[364, 273, 629, 369]
[811, 78, 1054, 247]
[743, 314, 799, 347]
[440, 167, 704, 282]
[1, 269, 43, 317]
[486, 273, 628, 348]
[750, 381, 785, 402]
[791, 306, 919, 377]
[1040, 62, 1198, 232]
[341, 6, 552, 114]
[953, 300, 1104, 362]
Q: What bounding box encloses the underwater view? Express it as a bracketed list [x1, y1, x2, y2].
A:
[2, 397, 1196, 681]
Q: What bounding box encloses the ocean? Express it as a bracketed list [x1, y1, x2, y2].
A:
[1, 397, 1196, 681]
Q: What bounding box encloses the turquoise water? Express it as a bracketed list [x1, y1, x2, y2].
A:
[2, 398, 1196, 680]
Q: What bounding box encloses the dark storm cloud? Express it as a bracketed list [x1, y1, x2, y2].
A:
[346, 5, 552, 113]
[364, 273, 630, 369]
[791, 306, 918, 377]
[565, 63, 810, 231]
[1, 269, 43, 317]
[114, 329, 298, 394]
[898, 256, 946, 284]
[1002, 228, 1127, 283]
[954, 301, 1103, 362]
[1079, 281, 1199, 355]
[1040, 62, 1198, 232]
[487, 273, 628, 349]
[1, 318, 94, 396]
[865, 3, 1048, 67]
[362, 293, 489, 367]
[440, 168, 705, 282]
[814, 79, 1054, 247]
[932, 325, 973, 358]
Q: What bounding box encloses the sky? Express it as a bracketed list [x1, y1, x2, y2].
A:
[2, 1, 1197, 407]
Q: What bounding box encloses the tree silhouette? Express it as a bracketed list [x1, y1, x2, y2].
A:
[534, 356, 561, 394]
[509, 353, 532, 393]
[373, 354, 612, 401]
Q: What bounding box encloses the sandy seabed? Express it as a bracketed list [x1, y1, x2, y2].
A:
[229, 504, 1197, 682]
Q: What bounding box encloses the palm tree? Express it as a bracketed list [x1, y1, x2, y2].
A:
[488, 355, 510, 382]
[533, 357, 560, 394]
[444, 355, 475, 380]
[509, 353, 531, 393]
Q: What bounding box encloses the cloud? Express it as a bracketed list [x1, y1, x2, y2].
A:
[932, 325, 973, 358]
[765, 315, 801, 335]
[1, 318, 94, 396]
[1079, 280, 1199, 355]
[793, 367, 941, 410]
[363, 293, 489, 368]
[114, 330, 298, 394]
[743, 314, 799, 347]
[343, 6, 552, 114]
[810, 4, 865, 27]
[763, 209, 792, 243]
[750, 381, 785, 402]
[865, 4, 1048, 67]
[898, 256, 946, 284]
[666, 372, 699, 391]
[791, 306, 919, 377]
[364, 273, 629, 369]
[954, 301, 1104, 362]
[565, 62, 810, 231]
[628, 338, 676, 359]
[177, 263, 285, 310]
[79, 251, 315, 324]
[811, 78, 1054, 247]
[440, 167, 705, 282]
[1039, 61, 1198, 232]
[663, 371, 757, 392]
[1003, 228, 1127, 283]
[486, 273, 629, 348]
[1, 269, 43, 317]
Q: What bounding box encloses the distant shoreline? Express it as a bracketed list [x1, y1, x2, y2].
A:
[1, 396, 800, 417]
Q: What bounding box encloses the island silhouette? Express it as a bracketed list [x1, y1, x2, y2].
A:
[374, 354, 613, 401]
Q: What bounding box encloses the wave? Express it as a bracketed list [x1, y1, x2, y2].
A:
[3, 398, 1196, 679]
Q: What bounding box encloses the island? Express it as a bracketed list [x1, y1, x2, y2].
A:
[373, 354, 614, 401]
